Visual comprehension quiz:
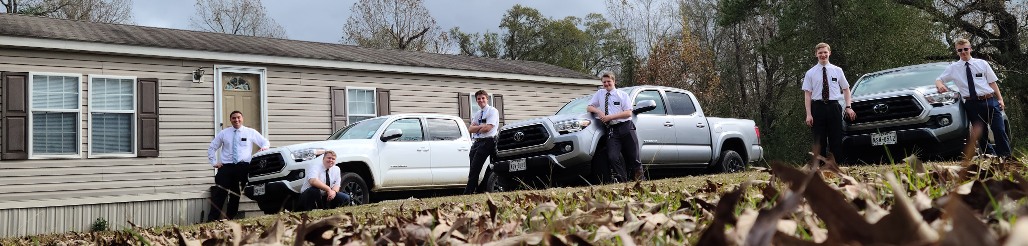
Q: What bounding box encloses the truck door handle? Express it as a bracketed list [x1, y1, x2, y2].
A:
[696, 123, 706, 128]
[457, 148, 470, 152]
[417, 147, 430, 152]
[663, 122, 674, 127]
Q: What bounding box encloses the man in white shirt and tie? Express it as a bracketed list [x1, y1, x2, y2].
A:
[465, 90, 499, 194]
[587, 72, 642, 183]
[298, 150, 350, 211]
[206, 110, 270, 221]
[934, 38, 1010, 158]
[802, 42, 856, 164]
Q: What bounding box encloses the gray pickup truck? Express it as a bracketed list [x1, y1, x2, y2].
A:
[843, 62, 1007, 162]
[487, 86, 763, 188]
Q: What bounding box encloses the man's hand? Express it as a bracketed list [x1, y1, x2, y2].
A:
[936, 83, 948, 93]
[259, 147, 268, 152]
[214, 163, 223, 168]
[326, 190, 336, 201]
[999, 99, 1005, 111]
[805, 115, 813, 127]
[845, 108, 856, 121]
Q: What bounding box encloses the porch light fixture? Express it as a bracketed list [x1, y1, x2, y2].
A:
[192, 67, 206, 83]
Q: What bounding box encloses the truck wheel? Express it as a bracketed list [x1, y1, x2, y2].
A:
[340, 172, 370, 205]
[483, 171, 515, 192]
[713, 150, 745, 173]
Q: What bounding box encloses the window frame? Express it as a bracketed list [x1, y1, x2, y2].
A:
[87, 74, 138, 158]
[665, 90, 699, 116]
[425, 117, 464, 141]
[27, 72, 83, 159]
[633, 89, 668, 115]
[346, 87, 377, 124]
[468, 92, 494, 117]
[384, 117, 425, 142]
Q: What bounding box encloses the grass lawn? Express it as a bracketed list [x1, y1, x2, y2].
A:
[3, 158, 1024, 245]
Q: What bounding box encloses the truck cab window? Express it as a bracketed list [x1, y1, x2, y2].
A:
[385, 118, 424, 142]
[634, 90, 667, 115]
[426, 118, 462, 140]
[666, 91, 697, 115]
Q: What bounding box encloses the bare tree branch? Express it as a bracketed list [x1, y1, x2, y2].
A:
[189, 0, 287, 39]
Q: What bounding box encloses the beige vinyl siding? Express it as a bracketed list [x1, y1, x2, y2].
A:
[0, 47, 594, 237]
[0, 197, 206, 236]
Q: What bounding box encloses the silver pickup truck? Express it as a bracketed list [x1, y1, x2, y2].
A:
[842, 62, 1008, 162]
[488, 86, 763, 188]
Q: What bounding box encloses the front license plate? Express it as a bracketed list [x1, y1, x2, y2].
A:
[253, 184, 266, 196]
[871, 131, 897, 146]
[509, 158, 527, 172]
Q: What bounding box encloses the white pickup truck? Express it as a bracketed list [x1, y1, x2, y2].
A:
[242, 114, 495, 214]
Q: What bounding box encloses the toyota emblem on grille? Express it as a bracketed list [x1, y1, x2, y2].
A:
[873, 103, 889, 114]
[513, 131, 525, 142]
[257, 160, 267, 169]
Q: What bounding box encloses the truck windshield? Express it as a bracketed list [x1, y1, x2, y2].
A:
[555, 89, 631, 115]
[852, 67, 950, 96]
[327, 118, 387, 140]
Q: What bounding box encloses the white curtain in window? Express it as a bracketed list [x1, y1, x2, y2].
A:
[32, 112, 77, 154]
[347, 89, 376, 124]
[91, 77, 135, 154]
[32, 75, 79, 109]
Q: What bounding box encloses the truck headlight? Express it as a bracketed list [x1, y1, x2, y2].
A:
[924, 91, 958, 105]
[291, 148, 326, 162]
[555, 119, 591, 134]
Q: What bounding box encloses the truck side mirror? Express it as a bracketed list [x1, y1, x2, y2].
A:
[633, 100, 656, 114]
[380, 129, 403, 142]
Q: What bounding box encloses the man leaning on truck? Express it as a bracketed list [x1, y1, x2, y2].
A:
[465, 90, 500, 194]
[587, 72, 643, 182]
[207, 110, 270, 221]
[934, 38, 1011, 158]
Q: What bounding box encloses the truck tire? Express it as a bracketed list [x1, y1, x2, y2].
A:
[483, 171, 514, 192]
[712, 150, 745, 173]
[340, 172, 370, 205]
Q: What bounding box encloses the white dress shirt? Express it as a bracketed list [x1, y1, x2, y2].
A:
[801, 63, 850, 101]
[207, 126, 270, 166]
[589, 88, 633, 124]
[472, 105, 500, 138]
[936, 58, 998, 97]
[301, 162, 341, 193]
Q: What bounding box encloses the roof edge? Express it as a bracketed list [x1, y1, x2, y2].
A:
[0, 35, 597, 86]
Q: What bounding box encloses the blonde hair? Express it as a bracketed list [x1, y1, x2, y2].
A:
[814, 42, 831, 52]
[323, 150, 336, 158]
[954, 38, 970, 46]
[601, 72, 616, 81]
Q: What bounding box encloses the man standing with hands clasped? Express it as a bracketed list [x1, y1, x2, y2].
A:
[934, 38, 1011, 158]
[207, 111, 270, 221]
[464, 90, 499, 194]
[802, 43, 855, 163]
[587, 72, 642, 183]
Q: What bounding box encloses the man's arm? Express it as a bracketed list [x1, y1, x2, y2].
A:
[308, 177, 333, 192]
[804, 90, 813, 127]
[842, 88, 855, 120]
[207, 132, 223, 167]
[990, 82, 1005, 110]
[253, 130, 270, 151]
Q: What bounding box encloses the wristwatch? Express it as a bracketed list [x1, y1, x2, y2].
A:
[845, 106, 852, 109]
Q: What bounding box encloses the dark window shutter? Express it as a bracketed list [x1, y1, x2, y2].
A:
[457, 92, 470, 125]
[377, 89, 390, 116]
[493, 94, 505, 127]
[137, 78, 160, 157]
[2, 72, 29, 160]
[330, 87, 347, 133]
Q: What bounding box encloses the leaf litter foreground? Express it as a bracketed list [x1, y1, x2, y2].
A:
[8, 156, 1028, 245]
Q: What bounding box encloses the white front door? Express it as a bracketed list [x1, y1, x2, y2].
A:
[378, 118, 432, 187]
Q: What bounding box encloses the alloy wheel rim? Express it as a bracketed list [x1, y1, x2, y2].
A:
[343, 181, 366, 205]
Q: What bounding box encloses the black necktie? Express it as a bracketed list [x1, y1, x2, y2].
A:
[604, 92, 610, 115]
[966, 62, 976, 100]
[822, 66, 829, 101]
[325, 169, 331, 189]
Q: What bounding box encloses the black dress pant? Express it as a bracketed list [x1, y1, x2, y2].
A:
[208, 163, 248, 221]
[811, 101, 844, 160]
[606, 121, 641, 182]
[299, 188, 351, 212]
[464, 138, 496, 194]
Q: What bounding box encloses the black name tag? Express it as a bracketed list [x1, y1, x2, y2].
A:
[479, 119, 486, 123]
[614, 101, 621, 105]
[831, 77, 838, 81]
[241, 138, 247, 141]
[975, 73, 983, 77]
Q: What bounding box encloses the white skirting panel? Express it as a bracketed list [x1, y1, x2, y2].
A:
[0, 198, 209, 237]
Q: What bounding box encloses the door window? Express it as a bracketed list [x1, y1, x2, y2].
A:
[385, 118, 424, 142]
[666, 91, 697, 115]
[634, 90, 667, 115]
[426, 118, 462, 141]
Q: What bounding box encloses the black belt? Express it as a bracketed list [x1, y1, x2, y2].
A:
[226, 161, 249, 165]
[473, 137, 495, 142]
[813, 100, 838, 104]
[609, 121, 631, 127]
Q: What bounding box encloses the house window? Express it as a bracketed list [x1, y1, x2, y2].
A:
[89, 75, 136, 156]
[29, 73, 82, 156]
[347, 87, 377, 123]
[468, 93, 494, 117]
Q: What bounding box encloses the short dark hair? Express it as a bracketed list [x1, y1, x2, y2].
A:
[474, 90, 489, 98]
[229, 110, 243, 117]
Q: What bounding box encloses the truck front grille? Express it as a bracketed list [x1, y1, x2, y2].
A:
[498, 124, 549, 151]
[851, 95, 923, 124]
[249, 153, 285, 177]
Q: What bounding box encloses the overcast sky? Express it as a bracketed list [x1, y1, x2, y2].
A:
[133, 0, 607, 44]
